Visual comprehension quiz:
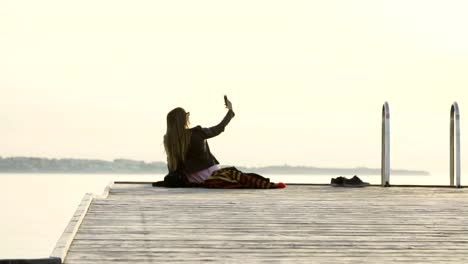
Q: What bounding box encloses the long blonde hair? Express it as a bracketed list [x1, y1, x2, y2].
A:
[164, 107, 191, 172]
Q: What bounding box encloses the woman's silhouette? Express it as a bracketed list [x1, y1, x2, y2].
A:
[163, 95, 285, 188]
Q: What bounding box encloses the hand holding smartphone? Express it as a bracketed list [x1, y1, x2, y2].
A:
[224, 95, 233, 111]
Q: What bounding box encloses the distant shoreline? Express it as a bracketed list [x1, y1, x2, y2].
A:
[0, 156, 431, 175]
[235, 166, 430, 176]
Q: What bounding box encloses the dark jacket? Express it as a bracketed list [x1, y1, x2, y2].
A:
[183, 110, 235, 174]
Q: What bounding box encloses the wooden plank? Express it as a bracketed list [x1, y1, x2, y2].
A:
[50, 193, 93, 262]
[62, 184, 468, 263]
[50, 182, 113, 262]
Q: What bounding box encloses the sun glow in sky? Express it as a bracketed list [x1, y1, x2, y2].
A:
[1, 0, 467, 174]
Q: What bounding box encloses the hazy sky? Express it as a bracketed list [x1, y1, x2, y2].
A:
[1, 0, 467, 174]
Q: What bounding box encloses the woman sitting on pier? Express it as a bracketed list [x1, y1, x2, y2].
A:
[159, 95, 285, 189]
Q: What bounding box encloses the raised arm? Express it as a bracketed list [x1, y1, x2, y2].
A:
[201, 110, 235, 139]
[200, 95, 235, 139]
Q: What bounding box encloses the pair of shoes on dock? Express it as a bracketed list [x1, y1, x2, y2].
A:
[330, 175, 369, 187]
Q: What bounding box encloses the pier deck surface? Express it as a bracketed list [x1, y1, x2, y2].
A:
[63, 183, 468, 263]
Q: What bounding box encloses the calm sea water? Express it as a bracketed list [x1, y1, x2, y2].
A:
[0, 173, 451, 259]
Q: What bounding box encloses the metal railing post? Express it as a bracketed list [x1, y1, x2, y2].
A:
[382, 102, 390, 187]
[450, 102, 461, 188]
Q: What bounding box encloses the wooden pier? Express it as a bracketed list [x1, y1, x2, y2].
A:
[52, 183, 468, 263]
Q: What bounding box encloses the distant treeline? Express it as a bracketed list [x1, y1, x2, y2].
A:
[0, 156, 430, 175]
[0, 157, 167, 173]
[235, 165, 430, 176]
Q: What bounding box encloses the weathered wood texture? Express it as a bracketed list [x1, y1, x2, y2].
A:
[51, 182, 113, 262]
[50, 193, 93, 262]
[64, 184, 468, 263]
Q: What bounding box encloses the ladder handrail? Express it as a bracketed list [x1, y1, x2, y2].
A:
[450, 102, 461, 187]
[381, 102, 390, 187]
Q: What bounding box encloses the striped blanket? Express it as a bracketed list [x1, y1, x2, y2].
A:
[200, 167, 277, 189]
[152, 167, 283, 189]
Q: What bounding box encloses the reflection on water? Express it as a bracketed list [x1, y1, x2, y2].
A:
[0, 173, 449, 258]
